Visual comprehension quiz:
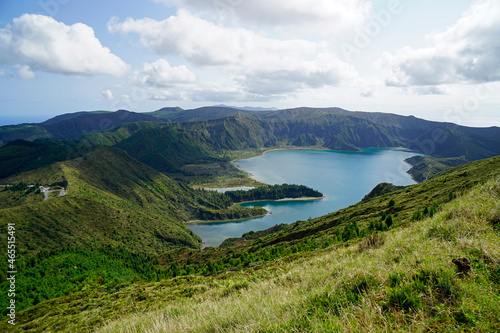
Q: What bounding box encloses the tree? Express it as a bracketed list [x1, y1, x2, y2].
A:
[385, 215, 393, 228]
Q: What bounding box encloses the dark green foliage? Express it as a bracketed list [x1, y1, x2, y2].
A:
[0, 247, 174, 316]
[362, 183, 404, 201]
[386, 284, 422, 311]
[0, 139, 96, 179]
[194, 207, 267, 221]
[115, 126, 220, 173]
[342, 220, 360, 242]
[224, 184, 323, 202]
[412, 202, 439, 221]
[307, 275, 378, 317]
[405, 155, 469, 182]
[385, 268, 460, 313]
[385, 215, 393, 228]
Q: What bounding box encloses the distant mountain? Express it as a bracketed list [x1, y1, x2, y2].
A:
[41, 110, 112, 125]
[212, 104, 278, 111]
[1, 106, 499, 181]
[0, 110, 164, 145]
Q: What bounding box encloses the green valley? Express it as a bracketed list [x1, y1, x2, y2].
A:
[1, 146, 499, 332]
[0, 106, 499, 332]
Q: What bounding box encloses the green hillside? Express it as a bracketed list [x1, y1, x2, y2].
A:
[0, 110, 163, 145]
[2, 107, 500, 184]
[0, 146, 204, 254]
[0, 139, 97, 179]
[120, 112, 500, 178]
[0, 146, 324, 317]
[2, 154, 499, 332]
[405, 155, 469, 182]
[114, 126, 220, 173]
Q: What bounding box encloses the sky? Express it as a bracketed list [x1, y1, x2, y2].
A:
[0, 0, 499, 127]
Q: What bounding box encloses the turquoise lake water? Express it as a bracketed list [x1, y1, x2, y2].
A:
[187, 148, 419, 247]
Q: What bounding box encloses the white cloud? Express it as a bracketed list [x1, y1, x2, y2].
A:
[102, 89, 114, 100]
[109, 10, 358, 97]
[135, 59, 196, 87]
[153, 0, 372, 34]
[380, 0, 500, 87]
[16, 65, 36, 79]
[0, 14, 129, 77]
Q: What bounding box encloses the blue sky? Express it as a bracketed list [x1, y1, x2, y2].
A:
[1, 0, 499, 127]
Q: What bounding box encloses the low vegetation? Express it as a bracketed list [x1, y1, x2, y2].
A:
[2, 173, 498, 332]
[1, 154, 498, 332]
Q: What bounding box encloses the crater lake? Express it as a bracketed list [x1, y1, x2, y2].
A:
[187, 148, 419, 247]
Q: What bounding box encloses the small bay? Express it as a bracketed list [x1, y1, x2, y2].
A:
[187, 148, 419, 247]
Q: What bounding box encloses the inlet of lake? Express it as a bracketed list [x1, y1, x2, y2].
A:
[187, 148, 419, 247]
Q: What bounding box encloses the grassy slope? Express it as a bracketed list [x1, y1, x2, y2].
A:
[0, 146, 203, 255]
[405, 155, 470, 182]
[3, 156, 499, 332]
[98, 179, 500, 332]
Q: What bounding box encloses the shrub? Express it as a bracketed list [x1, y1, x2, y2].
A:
[385, 215, 393, 228]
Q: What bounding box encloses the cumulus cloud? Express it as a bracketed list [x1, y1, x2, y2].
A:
[135, 59, 197, 87]
[109, 10, 357, 97]
[153, 0, 372, 33]
[0, 14, 129, 77]
[380, 0, 500, 87]
[102, 89, 114, 100]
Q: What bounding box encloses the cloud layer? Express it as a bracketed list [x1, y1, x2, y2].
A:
[108, 10, 357, 98]
[154, 0, 372, 33]
[0, 14, 129, 77]
[380, 0, 500, 87]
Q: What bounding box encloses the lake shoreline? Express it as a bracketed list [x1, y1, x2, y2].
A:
[187, 148, 419, 247]
[184, 212, 269, 225]
[185, 196, 326, 224]
[231, 195, 326, 207]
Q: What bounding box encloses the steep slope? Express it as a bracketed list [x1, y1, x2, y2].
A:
[0, 146, 203, 253]
[405, 155, 469, 182]
[241, 155, 500, 248]
[0, 138, 96, 179]
[79, 121, 163, 146]
[114, 126, 221, 173]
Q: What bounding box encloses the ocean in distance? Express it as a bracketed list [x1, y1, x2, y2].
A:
[187, 148, 419, 247]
